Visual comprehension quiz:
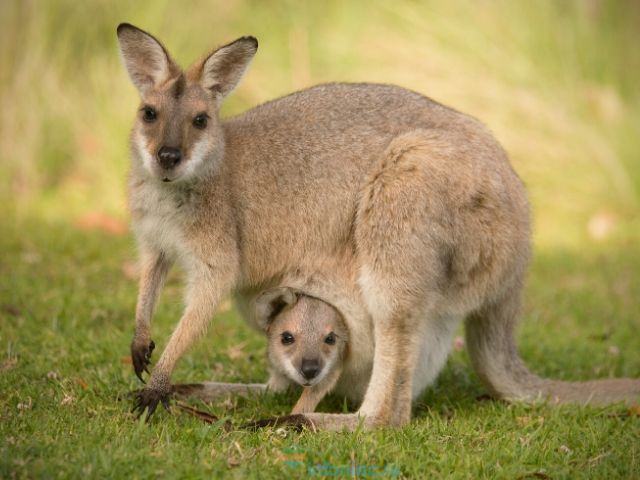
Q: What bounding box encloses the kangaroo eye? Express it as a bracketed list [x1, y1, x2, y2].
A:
[281, 331, 295, 345]
[324, 333, 336, 345]
[192, 113, 208, 129]
[142, 106, 157, 123]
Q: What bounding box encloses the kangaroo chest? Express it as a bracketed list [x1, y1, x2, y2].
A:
[130, 182, 197, 262]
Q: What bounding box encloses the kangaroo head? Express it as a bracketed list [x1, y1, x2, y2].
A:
[116, 23, 257, 183]
[254, 287, 349, 388]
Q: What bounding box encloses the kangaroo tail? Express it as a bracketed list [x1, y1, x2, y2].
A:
[465, 290, 640, 406]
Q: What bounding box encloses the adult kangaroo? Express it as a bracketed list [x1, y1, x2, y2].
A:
[117, 24, 640, 429]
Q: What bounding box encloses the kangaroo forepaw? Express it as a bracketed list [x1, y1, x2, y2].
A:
[132, 385, 170, 421]
[131, 339, 155, 383]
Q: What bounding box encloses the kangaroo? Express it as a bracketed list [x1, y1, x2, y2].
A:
[118, 23, 640, 429]
[172, 288, 352, 415]
[253, 286, 450, 413]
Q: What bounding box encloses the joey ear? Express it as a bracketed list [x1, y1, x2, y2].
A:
[116, 23, 178, 95]
[199, 36, 258, 97]
[254, 287, 298, 331]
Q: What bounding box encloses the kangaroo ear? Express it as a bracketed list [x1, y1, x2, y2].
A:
[117, 23, 178, 95]
[253, 287, 298, 331]
[199, 36, 258, 97]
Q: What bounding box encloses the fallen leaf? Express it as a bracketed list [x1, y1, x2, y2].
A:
[121, 356, 133, 365]
[175, 402, 232, 431]
[175, 402, 219, 424]
[61, 394, 74, 405]
[76, 378, 88, 390]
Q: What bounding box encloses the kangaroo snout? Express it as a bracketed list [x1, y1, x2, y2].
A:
[157, 146, 182, 170]
[300, 358, 321, 381]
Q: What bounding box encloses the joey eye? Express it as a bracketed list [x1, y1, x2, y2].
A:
[324, 332, 336, 345]
[192, 113, 208, 129]
[142, 106, 157, 123]
[281, 331, 295, 345]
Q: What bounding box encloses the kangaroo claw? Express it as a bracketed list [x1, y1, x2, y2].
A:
[132, 384, 170, 422]
[131, 339, 155, 383]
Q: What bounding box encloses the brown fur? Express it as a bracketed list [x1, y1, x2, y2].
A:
[173, 289, 349, 415]
[256, 288, 348, 414]
[117, 24, 640, 427]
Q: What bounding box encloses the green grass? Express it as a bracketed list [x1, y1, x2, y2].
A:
[1, 0, 640, 478]
[1, 220, 639, 479]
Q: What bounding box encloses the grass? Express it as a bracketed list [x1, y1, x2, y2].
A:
[1, 0, 640, 478]
[1, 214, 639, 479]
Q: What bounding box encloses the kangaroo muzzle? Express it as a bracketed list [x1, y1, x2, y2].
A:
[157, 146, 182, 170]
[300, 358, 321, 381]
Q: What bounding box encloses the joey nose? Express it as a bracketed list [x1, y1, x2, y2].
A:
[157, 146, 182, 169]
[301, 358, 320, 380]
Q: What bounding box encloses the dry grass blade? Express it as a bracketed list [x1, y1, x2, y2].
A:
[174, 401, 232, 431]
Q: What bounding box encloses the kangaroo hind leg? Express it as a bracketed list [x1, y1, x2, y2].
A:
[355, 130, 459, 427]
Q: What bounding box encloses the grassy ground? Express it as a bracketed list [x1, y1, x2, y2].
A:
[1, 215, 639, 479]
[1, 0, 640, 478]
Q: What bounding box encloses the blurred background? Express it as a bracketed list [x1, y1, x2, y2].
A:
[1, 4, 639, 475]
[1, 0, 639, 249]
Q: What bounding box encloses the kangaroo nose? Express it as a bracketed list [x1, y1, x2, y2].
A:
[157, 146, 182, 169]
[301, 358, 320, 380]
